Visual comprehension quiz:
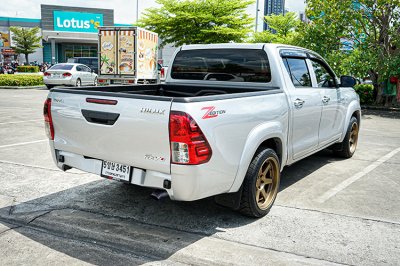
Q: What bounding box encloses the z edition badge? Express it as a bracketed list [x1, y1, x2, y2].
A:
[201, 106, 226, 119]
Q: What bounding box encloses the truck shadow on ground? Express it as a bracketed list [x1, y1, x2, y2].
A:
[280, 149, 345, 191]
[0, 150, 339, 264]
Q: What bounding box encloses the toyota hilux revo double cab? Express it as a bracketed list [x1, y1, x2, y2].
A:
[44, 43, 361, 217]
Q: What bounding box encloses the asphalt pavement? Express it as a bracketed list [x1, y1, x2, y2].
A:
[0, 88, 399, 265]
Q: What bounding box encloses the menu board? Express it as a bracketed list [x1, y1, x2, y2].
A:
[137, 29, 158, 79]
[99, 30, 117, 75]
[118, 30, 136, 75]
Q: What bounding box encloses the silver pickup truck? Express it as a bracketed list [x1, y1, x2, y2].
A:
[44, 43, 361, 217]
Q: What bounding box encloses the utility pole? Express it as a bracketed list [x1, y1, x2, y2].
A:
[255, 0, 259, 32]
[136, 0, 139, 24]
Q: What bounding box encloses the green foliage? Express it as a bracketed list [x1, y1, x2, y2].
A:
[0, 75, 44, 87]
[139, 0, 254, 46]
[354, 84, 374, 105]
[251, 12, 300, 45]
[301, 0, 400, 88]
[9, 27, 42, 64]
[265, 12, 300, 37]
[16, 66, 40, 73]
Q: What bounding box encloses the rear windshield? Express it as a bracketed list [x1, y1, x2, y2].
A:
[171, 49, 271, 83]
[50, 64, 73, 70]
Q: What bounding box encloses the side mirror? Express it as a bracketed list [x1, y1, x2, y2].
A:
[340, 75, 357, 87]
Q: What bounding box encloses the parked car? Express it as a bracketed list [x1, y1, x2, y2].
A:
[67, 57, 98, 74]
[44, 43, 360, 217]
[43, 63, 98, 89]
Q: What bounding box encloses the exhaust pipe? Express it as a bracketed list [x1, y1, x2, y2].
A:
[151, 189, 169, 200]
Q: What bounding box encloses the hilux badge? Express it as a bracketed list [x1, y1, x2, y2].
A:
[140, 108, 166, 115]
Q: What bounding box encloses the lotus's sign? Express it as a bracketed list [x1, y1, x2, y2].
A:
[53, 11, 103, 33]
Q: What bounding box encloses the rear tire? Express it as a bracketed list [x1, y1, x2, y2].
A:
[75, 78, 81, 87]
[45, 85, 54, 90]
[239, 148, 281, 218]
[333, 117, 359, 158]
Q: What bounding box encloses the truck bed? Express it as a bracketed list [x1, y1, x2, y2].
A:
[51, 83, 281, 103]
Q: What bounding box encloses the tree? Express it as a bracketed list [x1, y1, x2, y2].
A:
[265, 12, 300, 37]
[10, 27, 42, 64]
[139, 0, 254, 46]
[251, 12, 300, 45]
[301, 0, 400, 103]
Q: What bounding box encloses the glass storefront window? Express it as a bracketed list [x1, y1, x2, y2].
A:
[63, 44, 97, 62]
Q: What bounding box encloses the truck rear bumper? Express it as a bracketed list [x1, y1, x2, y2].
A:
[53, 149, 176, 197]
[52, 148, 233, 201]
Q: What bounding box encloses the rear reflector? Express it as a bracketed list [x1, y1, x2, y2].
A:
[43, 98, 54, 140]
[128, 80, 135, 84]
[98, 79, 106, 83]
[169, 111, 212, 165]
[86, 98, 118, 105]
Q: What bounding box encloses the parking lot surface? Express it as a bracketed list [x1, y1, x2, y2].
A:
[0, 89, 399, 265]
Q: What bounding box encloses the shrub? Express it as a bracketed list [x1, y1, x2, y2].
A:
[16, 66, 40, 73]
[354, 84, 374, 105]
[0, 75, 44, 86]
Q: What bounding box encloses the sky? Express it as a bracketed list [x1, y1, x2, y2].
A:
[0, 0, 306, 24]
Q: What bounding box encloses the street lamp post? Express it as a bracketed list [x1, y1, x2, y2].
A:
[136, 0, 139, 24]
[255, 0, 260, 32]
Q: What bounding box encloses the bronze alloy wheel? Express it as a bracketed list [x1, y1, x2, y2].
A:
[349, 122, 359, 154]
[255, 157, 280, 210]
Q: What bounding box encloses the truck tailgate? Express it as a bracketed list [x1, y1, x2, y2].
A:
[50, 91, 172, 174]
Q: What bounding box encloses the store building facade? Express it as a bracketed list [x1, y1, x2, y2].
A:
[0, 4, 119, 64]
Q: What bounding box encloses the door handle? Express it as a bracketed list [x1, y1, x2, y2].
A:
[294, 98, 305, 108]
[322, 96, 330, 104]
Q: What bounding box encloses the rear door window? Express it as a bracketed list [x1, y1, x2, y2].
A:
[171, 49, 272, 83]
[283, 58, 312, 87]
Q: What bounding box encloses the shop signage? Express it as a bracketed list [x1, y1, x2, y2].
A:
[0, 32, 10, 48]
[53, 11, 103, 33]
[1, 49, 15, 55]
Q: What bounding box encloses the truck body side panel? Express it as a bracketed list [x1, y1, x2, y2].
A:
[169, 91, 289, 200]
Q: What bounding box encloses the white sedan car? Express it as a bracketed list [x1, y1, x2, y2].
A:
[44, 63, 98, 89]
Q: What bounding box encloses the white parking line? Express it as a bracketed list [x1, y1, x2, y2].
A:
[317, 147, 400, 203]
[0, 119, 42, 125]
[0, 139, 47, 149]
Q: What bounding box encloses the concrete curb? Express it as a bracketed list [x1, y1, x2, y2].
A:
[361, 105, 400, 112]
[0, 86, 47, 90]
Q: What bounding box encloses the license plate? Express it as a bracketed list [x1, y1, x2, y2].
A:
[101, 160, 131, 182]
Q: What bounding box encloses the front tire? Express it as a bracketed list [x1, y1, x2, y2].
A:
[239, 148, 281, 218]
[333, 117, 359, 158]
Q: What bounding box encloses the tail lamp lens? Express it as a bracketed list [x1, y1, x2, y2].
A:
[169, 111, 212, 165]
[62, 72, 72, 77]
[44, 72, 51, 77]
[43, 98, 54, 140]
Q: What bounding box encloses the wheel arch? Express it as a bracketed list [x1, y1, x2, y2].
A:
[228, 121, 286, 193]
[339, 100, 361, 142]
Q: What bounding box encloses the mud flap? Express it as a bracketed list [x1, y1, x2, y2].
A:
[214, 186, 243, 210]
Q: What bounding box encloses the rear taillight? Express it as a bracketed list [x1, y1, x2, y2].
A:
[98, 79, 105, 83]
[44, 72, 51, 77]
[43, 98, 54, 140]
[169, 111, 212, 165]
[62, 72, 72, 77]
[161, 68, 165, 78]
